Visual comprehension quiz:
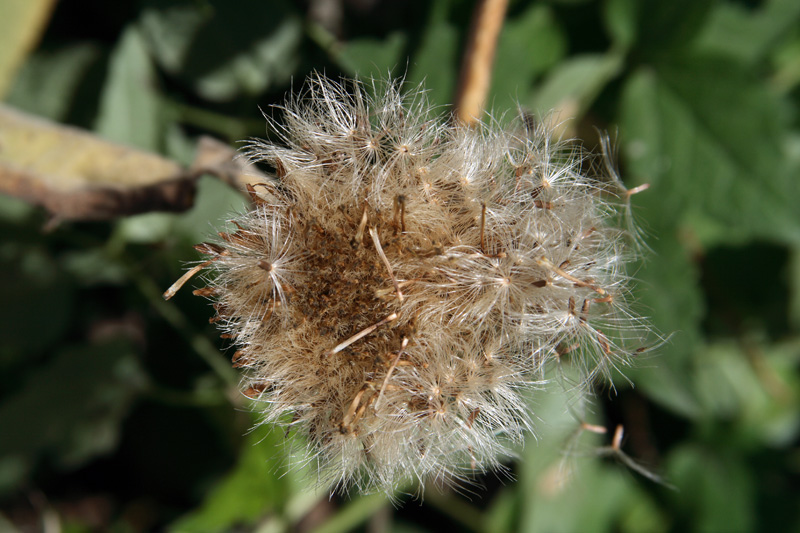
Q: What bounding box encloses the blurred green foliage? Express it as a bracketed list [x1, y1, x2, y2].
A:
[1, 0, 799, 531]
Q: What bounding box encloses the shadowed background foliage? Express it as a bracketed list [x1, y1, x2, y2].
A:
[1, 0, 799, 531]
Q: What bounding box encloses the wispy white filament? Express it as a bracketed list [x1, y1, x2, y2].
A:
[184, 75, 651, 495]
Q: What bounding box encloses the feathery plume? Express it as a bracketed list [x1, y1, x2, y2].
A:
[165, 75, 651, 494]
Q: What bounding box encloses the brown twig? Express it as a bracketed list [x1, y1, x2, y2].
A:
[0, 105, 266, 222]
[454, 0, 509, 125]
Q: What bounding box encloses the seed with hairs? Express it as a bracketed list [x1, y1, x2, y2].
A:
[165, 75, 651, 494]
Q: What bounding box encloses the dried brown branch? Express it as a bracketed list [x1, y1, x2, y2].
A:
[0, 105, 265, 222]
[454, 0, 509, 125]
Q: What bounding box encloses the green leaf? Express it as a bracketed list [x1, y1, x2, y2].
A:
[0, 0, 55, 98]
[61, 247, 128, 286]
[603, 0, 714, 55]
[691, 340, 800, 448]
[484, 487, 518, 533]
[773, 29, 800, 93]
[0, 339, 146, 495]
[603, 0, 638, 51]
[618, 492, 670, 533]
[489, 4, 566, 113]
[173, 174, 248, 244]
[667, 445, 755, 532]
[168, 421, 305, 533]
[0, 189, 34, 223]
[519, 451, 656, 533]
[408, 1, 460, 108]
[791, 247, 800, 330]
[192, 18, 301, 102]
[529, 52, 623, 119]
[5, 44, 100, 122]
[620, 55, 800, 245]
[626, 231, 704, 419]
[517, 379, 645, 532]
[312, 494, 389, 533]
[338, 32, 407, 80]
[140, 0, 302, 102]
[94, 26, 163, 151]
[693, 342, 766, 420]
[696, 0, 800, 65]
[139, 0, 210, 74]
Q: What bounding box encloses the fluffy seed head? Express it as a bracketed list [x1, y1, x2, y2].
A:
[174, 75, 651, 494]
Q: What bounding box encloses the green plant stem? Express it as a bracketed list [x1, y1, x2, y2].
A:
[146, 383, 229, 407]
[311, 494, 388, 533]
[165, 98, 264, 141]
[424, 489, 485, 533]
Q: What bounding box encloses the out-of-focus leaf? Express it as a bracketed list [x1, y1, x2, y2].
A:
[697, 0, 800, 65]
[0, 339, 146, 495]
[624, 230, 704, 419]
[139, 0, 210, 73]
[173, 174, 248, 243]
[620, 56, 800, 245]
[168, 420, 306, 533]
[603, 0, 714, 54]
[484, 487, 517, 533]
[114, 212, 177, 245]
[0, 0, 56, 98]
[694, 340, 800, 448]
[0, 245, 72, 359]
[489, 4, 566, 113]
[408, 1, 459, 108]
[192, 18, 301, 102]
[602, 0, 638, 51]
[517, 378, 654, 532]
[164, 122, 200, 166]
[312, 493, 388, 533]
[140, 0, 302, 102]
[388, 523, 430, 533]
[5, 44, 101, 122]
[760, 340, 800, 446]
[773, 30, 800, 93]
[338, 32, 407, 80]
[667, 445, 755, 532]
[61, 248, 128, 286]
[0, 191, 34, 223]
[520, 441, 658, 533]
[618, 492, 669, 533]
[693, 343, 770, 420]
[529, 53, 623, 122]
[95, 26, 163, 151]
[792, 248, 800, 330]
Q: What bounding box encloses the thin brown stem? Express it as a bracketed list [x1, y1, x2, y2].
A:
[370, 227, 404, 302]
[537, 256, 606, 295]
[164, 258, 218, 300]
[324, 313, 399, 357]
[479, 203, 487, 253]
[454, 0, 509, 124]
[354, 203, 369, 244]
[375, 337, 409, 410]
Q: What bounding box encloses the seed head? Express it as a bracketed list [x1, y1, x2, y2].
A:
[167, 75, 651, 494]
